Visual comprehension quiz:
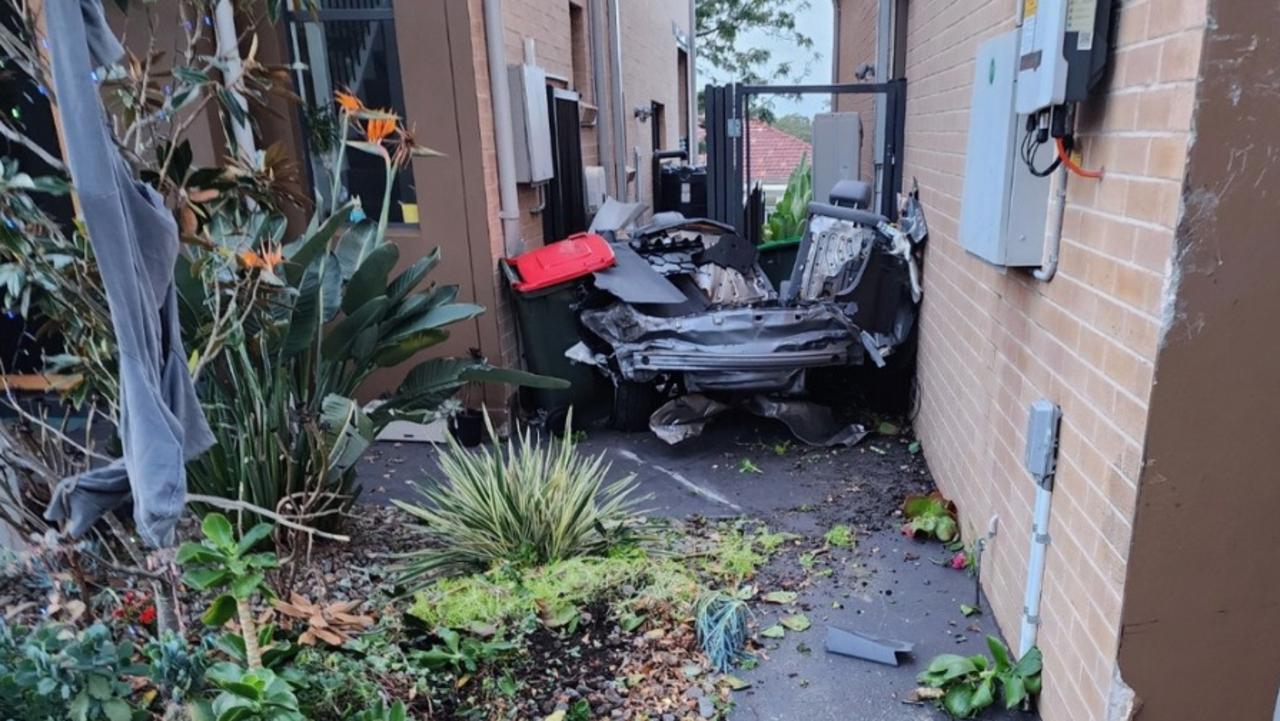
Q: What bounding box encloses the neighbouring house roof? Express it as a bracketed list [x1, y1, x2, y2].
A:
[746, 119, 812, 184]
[696, 120, 813, 185]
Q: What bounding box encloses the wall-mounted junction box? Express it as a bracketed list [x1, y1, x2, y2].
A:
[959, 31, 1053, 267]
[508, 64, 555, 184]
[1016, 0, 1115, 114]
[811, 112, 863, 204]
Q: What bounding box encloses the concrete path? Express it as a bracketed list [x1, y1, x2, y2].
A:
[358, 414, 1038, 721]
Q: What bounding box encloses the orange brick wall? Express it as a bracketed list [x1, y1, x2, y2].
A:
[897, 2, 1209, 720]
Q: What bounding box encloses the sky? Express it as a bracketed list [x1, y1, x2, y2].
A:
[700, 0, 835, 118]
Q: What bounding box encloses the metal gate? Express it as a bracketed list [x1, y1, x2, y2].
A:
[704, 80, 908, 232]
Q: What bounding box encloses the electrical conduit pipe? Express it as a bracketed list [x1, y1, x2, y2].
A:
[1035, 164, 1068, 281]
[482, 0, 523, 255]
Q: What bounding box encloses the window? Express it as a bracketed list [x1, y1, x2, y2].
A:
[286, 0, 417, 223]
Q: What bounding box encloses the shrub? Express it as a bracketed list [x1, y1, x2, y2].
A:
[393, 416, 645, 587]
[0, 621, 144, 721]
[917, 636, 1042, 718]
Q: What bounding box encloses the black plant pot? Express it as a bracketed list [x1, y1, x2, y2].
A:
[448, 409, 484, 447]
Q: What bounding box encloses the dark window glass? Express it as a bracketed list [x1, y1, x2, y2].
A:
[287, 0, 417, 223]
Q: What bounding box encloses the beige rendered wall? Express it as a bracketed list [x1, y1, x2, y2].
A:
[900, 1, 1209, 720]
[619, 0, 692, 212]
[833, 0, 879, 184]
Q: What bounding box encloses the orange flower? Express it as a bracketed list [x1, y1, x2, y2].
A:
[239, 246, 284, 271]
[364, 114, 398, 144]
[334, 89, 363, 114]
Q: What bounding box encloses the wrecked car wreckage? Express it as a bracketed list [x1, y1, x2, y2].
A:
[519, 180, 928, 445]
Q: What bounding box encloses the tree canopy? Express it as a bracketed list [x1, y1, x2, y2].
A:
[695, 0, 817, 85]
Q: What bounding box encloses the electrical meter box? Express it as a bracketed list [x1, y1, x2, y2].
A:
[959, 31, 1054, 267]
[1016, 0, 1114, 114]
[509, 64, 554, 184]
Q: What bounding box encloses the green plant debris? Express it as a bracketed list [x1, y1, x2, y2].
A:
[908, 440, 922, 455]
[771, 440, 792, 456]
[823, 524, 855, 548]
[779, 614, 811, 632]
[798, 552, 817, 570]
[760, 625, 786, 639]
[902, 491, 960, 542]
[737, 458, 763, 474]
[960, 604, 981, 617]
[762, 591, 798, 605]
[917, 637, 1042, 718]
[755, 530, 800, 553]
[877, 421, 900, 436]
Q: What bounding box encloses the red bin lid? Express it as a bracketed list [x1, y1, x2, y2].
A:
[508, 232, 616, 292]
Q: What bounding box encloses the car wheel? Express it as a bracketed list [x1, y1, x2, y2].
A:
[611, 380, 660, 431]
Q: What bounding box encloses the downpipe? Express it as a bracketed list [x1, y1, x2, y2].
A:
[482, 0, 523, 255]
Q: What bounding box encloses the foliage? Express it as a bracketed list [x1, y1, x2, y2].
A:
[902, 491, 959, 542]
[736, 457, 762, 474]
[413, 627, 515, 675]
[696, 0, 817, 86]
[695, 590, 751, 672]
[347, 700, 409, 721]
[823, 524, 855, 548]
[408, 553, 701, 632]
[182, 99, 566, 526]
[764, 153, 813, 242]
[178, 513, 278, 668]
[393, 416, 645, 588]
[144, 632, 209, 707]
[0, 621, 144, 721]
[917, 637, 1043, 718]
[773, 114, 813, 143]
[201, 663, 306, 721]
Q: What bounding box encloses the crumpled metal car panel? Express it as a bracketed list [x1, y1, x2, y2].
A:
[579, 302, 857, 392]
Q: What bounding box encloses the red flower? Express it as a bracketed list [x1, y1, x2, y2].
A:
[950, 551, 969, 570]
[901, 523, 915, 537]
[139, 606, 157, 625]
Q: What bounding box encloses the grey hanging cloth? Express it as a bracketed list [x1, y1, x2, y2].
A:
[42, 0, 215, 547]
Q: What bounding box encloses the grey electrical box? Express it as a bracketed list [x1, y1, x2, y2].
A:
[959, 31, 1053, 267]
[508, 64, 554, 184]
[1024, 400, 1062, 485]
[811, 112, 863, 203]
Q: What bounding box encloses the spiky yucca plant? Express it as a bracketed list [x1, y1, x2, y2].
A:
[393, 415, 646, 590]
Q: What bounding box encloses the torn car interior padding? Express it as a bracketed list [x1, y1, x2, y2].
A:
[649, 394, 867, 447]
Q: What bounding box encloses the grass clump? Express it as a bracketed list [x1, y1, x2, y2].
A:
[393, 416, 647, 590]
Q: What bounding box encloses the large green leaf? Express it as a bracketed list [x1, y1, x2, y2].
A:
[282, 251, 341, 357]
[284, 203, 354, 285]
[334, 220, 380, 279]
[342, 242, 399, 314]
[202, 594, 237, 626]
[386, 248, 440, 303]
[372, 328, 450, 368]
[386, 303, 484, 343]
[460, 365, 570, 390]
[320, 394, 375, 478]
[322, 296, 389, 361]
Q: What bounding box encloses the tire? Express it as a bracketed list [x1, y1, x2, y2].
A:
[611, 380, 660, 431]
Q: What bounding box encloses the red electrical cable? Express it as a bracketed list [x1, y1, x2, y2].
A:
[1056, 137, 1104, 179]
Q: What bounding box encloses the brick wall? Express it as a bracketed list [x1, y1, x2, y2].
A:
[897, 2, 1209, 720]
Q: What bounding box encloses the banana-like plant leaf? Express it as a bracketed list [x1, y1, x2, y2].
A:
[460, 365, 570, 390]
[342, 242, 399, 314]
[334, 220, 379, 279]
[372, 328, 449, 368]
[385, 358, 478, 410]
[320, 394, 374, 478]
[386, 248, 440, 304]
[322, 296, 389, 361]
[284, 202, 354, 285]
[282, 252, 341, 357]
[387, 303, 484, 343]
